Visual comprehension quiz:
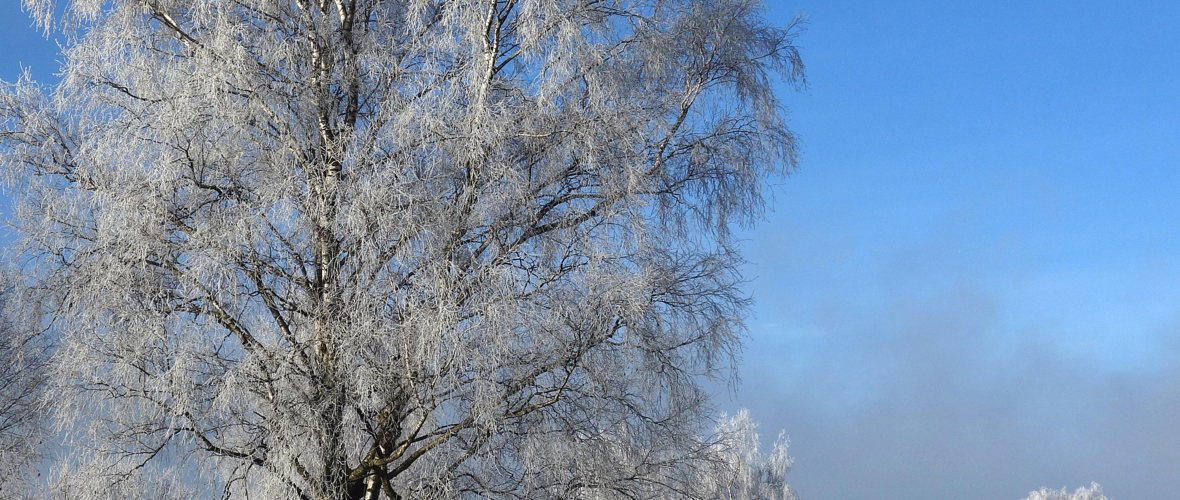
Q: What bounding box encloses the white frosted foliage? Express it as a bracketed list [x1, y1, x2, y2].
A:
[1024, 483, 1107, 500]
[707, 410, 797, 500]
[0, 275, 49, 499]
[0, 0, 804, 498]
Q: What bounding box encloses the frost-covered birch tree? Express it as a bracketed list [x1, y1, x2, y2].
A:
[0, 0, 803, 498]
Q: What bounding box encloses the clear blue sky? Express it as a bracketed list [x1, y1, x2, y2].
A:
[739, 1, 1180, 499]
[4, 1, 1179, 499]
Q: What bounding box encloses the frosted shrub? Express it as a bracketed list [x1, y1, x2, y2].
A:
[1024, 483, 1107, 500]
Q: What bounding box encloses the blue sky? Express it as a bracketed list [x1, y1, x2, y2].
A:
[736, 1, 1180, 498]
[3, 1, 1179, 499]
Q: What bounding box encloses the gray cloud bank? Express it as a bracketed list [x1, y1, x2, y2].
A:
[732, 269, 1180, 500]
[723, 174, 1180, 498]
[717, 155, 1180, 499]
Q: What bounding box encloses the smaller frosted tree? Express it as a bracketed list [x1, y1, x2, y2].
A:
[1024, 483, 1106, 500]
[707, 410, 796, 500]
